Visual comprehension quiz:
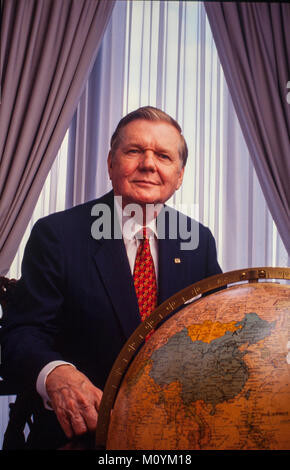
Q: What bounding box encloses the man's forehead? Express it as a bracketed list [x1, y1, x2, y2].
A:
[118, 119, 181, 144]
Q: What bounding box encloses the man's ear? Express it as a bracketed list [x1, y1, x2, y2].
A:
[107, 151, 113, 180]
[176, 166, 185, 190]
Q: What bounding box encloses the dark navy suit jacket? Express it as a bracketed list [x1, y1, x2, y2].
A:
[1, 190, 222, 448]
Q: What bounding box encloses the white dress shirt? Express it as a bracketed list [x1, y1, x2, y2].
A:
[36, 198, 159, 409]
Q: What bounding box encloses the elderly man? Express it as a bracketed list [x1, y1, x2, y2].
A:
[1, 106, 222, 449]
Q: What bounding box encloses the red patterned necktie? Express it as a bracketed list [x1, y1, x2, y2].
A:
[133, 227, 157, 328]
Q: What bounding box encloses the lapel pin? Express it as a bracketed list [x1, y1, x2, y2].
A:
[174, 258, 181, 264]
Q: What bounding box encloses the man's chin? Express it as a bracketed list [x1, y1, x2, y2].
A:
[121, 191, 163, 207]
[120, 194, 163, 214]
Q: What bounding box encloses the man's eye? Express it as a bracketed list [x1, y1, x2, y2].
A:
[159, 154, 170, 160]
[128, 149, 140, 154]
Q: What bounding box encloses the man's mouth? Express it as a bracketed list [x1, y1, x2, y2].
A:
[133, 180, 158, 185]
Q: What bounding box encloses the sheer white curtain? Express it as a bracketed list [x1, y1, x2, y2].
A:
[2, 0, 289, 446]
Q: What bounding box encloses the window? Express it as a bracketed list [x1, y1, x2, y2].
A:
[7, 1, 289, 279]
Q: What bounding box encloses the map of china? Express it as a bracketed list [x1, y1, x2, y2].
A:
[149, 313, 276, 411]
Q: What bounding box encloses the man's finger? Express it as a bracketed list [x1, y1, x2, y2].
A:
[68, 410, 88, 436]
[79, 404, 99, 433]
[56, 407, 75, 439]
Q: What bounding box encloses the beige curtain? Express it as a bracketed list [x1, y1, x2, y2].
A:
[0, 0, 115, 275]
[204, 2, 290, 256]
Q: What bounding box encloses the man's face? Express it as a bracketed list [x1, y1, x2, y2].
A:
[108, 119, 185, 208]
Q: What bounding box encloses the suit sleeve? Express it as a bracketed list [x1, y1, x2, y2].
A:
[1, 217, 66, 390]
[205, 227, 222, 278]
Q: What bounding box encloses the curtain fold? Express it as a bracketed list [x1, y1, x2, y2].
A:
[204, 2, 290, 255]
[0, 0, 115, 275]
[66, 0, 127, 208]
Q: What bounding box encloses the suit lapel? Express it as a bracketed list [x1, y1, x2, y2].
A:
[157, 205, 187, 305]
[158, 236, 185, 305]
[90, 192, 140, 339]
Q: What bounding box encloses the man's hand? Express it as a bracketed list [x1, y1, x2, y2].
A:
[46, 365, 103, 439]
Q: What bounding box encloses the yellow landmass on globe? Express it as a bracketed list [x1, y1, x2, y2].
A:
[187, 320, 242, 343]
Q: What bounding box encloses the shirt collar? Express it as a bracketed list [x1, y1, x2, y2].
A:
[114, 196, 158, 241]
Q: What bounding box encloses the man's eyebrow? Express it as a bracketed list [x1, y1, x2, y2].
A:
[122, 141, 173, 155]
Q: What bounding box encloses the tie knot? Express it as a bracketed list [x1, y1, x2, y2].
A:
[136, 227, 149, 240]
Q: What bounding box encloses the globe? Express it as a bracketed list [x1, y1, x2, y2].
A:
[104, 278, 290, 450]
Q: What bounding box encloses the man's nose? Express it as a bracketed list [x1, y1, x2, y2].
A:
[139, 150, 156, 170]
